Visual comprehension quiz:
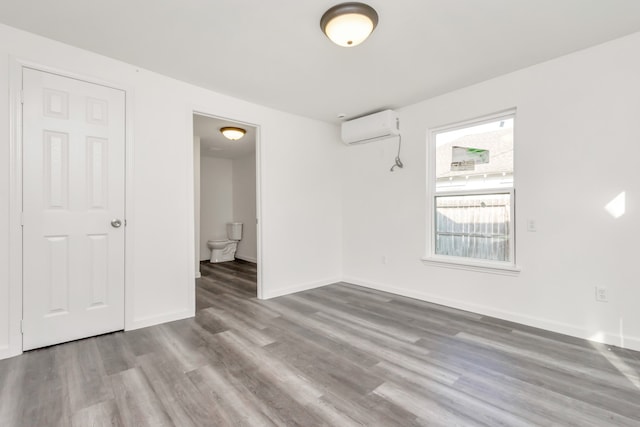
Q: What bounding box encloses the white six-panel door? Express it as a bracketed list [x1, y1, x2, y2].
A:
[22, 68, 126, 351]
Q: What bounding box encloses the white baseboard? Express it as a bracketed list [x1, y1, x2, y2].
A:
[235, 254, 257, 263]
[127, 308, 194, 331]
[342, 276, 640, 353]
[195, 272, 201, 279]
[0, 345, 20, 361]
[261, 277, 340, 300]
[622, 334, 640, 352]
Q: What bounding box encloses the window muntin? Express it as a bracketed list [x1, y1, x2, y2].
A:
[430, 112, 515, 265]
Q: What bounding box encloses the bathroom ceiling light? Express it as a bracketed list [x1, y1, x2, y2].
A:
[220, 127, 246, 141]
[320, 2, 378, 47]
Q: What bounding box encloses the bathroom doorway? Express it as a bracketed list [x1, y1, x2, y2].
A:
[193, 113, 260, 298]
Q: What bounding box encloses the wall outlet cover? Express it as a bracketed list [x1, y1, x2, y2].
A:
[595, 286, 608, 302]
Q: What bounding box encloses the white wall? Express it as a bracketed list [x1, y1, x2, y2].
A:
[342, 32, 640, 351]
[0, 23, 343, 359]
[233, 152, 257, 262]
[194, 136, 201, 275]
[198, 152, 257, 264]
[0, 38, 9, 358]
[199, 156, 234, 259]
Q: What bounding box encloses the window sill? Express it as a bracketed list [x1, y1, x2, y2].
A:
[421, 256, 521, 276]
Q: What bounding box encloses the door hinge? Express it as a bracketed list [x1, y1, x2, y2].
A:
[20, 320, 24, 333]
[19, 89, 24, 104]
[20, 212, 24, 226]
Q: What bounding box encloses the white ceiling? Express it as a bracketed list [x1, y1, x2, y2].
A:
[194, 114, 256, 159]
[2, 1, 640, 123]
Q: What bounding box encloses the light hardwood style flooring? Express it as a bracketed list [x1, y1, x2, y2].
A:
[2, 260, 640, 426]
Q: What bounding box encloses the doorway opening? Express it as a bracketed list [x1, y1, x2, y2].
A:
[193, 113, 260, 301]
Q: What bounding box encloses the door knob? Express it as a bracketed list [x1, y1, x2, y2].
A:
[111, 219, 122, 228]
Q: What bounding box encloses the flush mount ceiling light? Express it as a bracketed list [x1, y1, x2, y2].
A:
[320, 2, 378, 47]
[220, 126, 246, 141]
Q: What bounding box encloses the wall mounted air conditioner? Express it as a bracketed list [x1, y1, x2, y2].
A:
[341, 109, 400, 145]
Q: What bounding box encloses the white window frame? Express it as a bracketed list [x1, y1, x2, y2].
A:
[422, 109, 520, 275]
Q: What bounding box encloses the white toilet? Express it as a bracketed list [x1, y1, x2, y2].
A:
[207, 222, 243, 263]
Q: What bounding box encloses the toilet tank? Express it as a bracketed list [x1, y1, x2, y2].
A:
[227, 222, 243, 240]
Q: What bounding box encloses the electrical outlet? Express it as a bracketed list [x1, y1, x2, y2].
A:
[381, 256, 387, 265]
[527, 219, 537, 232]
[595, 286, 608, 302]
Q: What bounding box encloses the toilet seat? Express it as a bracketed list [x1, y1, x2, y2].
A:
[207, 239, 234, 248]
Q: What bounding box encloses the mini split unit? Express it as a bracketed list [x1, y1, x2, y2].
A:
[341, 109, 400, 145]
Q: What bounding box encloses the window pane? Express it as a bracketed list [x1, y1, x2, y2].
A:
[435, 118, 513, 192]
[435, 193, 511, 262]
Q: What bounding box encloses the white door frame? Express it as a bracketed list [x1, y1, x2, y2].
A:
[189, 109, 264, 299]
[6, 58, 135, 359]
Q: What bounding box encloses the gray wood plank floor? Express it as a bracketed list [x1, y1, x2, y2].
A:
[2, 259, 640, 426]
